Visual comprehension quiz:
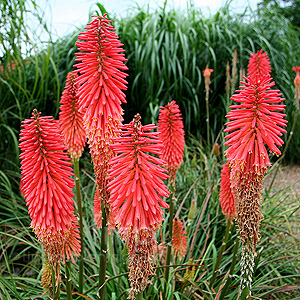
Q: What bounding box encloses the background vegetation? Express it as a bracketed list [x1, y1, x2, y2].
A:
[0, 0, 299, 299]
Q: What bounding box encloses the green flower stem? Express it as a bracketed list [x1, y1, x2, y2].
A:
[165, 180, 175, 286]
[210, 220, 231, 287]
[205, 86, 210, 147]
[136, 291, 143, 300]
[66, 261, 73, 300]
[73, 159, 84, 294]
[219, 235, 239, 300]
[98, 200, 108, 300]
[52, 266, 61, 300]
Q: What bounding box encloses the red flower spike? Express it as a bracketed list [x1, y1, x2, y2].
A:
[292, 66, 300, 73]
[293, 66, 300, 106]
[59, 71, 86, 160]
[219, 163, 235, 222]
[19, 110, 81, 266]
[158, 100, 185, 179]
[172, 218, 187, 259]
[225, 74, 287, 175]
[107, 114, 169, 298]
[247, 49, 271, 80]
[74, 14, 128, 210]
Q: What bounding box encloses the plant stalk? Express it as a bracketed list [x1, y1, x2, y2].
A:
[98, 199, 108, 300]
[210, 220, 231, 287]
[165, 179, 175, 286]
[66, 261, 73, 300]
[219, 236, 240, 300]
[52, 265, 61, 300]
[136, 291, 143, 300]
[205, 86, 210, 147]
[73, 159, 84, 294]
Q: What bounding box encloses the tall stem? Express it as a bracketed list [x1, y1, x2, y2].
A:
[165, 180, 175, 285]
[136, 291, 143, 300]
[205, 87, 210, 147]
[98, 200, 108, 300]
[210, 220, 231, 287]
[73, 159, 84, 294]
[219, 236, 240, 300]
[66, 261, 73, 300]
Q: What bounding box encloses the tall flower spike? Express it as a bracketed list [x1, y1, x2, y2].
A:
[108, 114, 170, 299]
[19, 110, 81, 267]
[219, 163, 235, 222]
[172, 217, 187, 259]
[293, 66, 300, 108]
[158, 100, 185, 181]
[74, 14, 128, 210]
[247, 49, 271, 80]
[225, 74, 287, 176]
[59, 71, 86, 160]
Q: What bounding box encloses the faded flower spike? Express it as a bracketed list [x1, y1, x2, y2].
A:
[19, 110, 81, 268]
[108, 114, 170, 299]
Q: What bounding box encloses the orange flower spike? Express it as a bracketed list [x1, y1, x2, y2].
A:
[108, 114, 169, 299]
[247, 49, 271, 80]
[158, 100, 185, 180]
[219, 163, 235, 222]
[202, 66, 214, 87]
[59, 71, 86, 160]
[172, 218, 187, 259]
[19, 110, 81, 266]
[293, 66, 300, 108]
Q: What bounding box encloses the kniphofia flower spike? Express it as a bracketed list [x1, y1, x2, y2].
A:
[19, 110, 81, 267]
[108, 114, 169, 299]
[247, 49, 271, 80]
[74, 14, 128, 208]
[59, 71, 86, 160]
[158, 100, 185, 180]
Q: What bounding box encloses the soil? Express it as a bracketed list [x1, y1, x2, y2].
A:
[264, 164, 300, 199]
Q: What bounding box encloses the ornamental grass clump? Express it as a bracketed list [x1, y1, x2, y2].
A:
[108, 114, 170, 299]
[19, 109, 81, 287]
[224, 50, 287, 298]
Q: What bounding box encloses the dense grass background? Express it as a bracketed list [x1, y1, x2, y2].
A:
[0, 0, 299, 299]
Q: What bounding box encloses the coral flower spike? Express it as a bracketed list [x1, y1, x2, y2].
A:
[158, 100, 185, 181]
[108, 114, 170, 299]
[219, 163, 235, 222]
[74, 14, 128, 211]
[19, 110, 81, 272]
[59, 71, 86, 160]
[247, 49, 271, 80]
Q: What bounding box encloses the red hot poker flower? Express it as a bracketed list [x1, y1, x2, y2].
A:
[219, 163, 235, 222]
[59, 71, 86, 160]
[158, 100, 185, 179]
[247, 49, 271, 80]
[74, 14, 128, 214]
[225, 74, 287, 175]
[172, 217, 187, 259]
[107, 114, 169, 298]
[293, 66, 300, 107]
[19, 110, 81, 266]
[202, 66, 214, 87]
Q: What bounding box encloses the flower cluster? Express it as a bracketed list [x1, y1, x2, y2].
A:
[108, 114, 169, 298]
[58, 71, 86, 160]
[247, 49, 271, 80]
[172, 217, 187, 259]
[74, 14, 128, 212]
[19, 110, 81, 266]
[158, 100, 185, 180]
